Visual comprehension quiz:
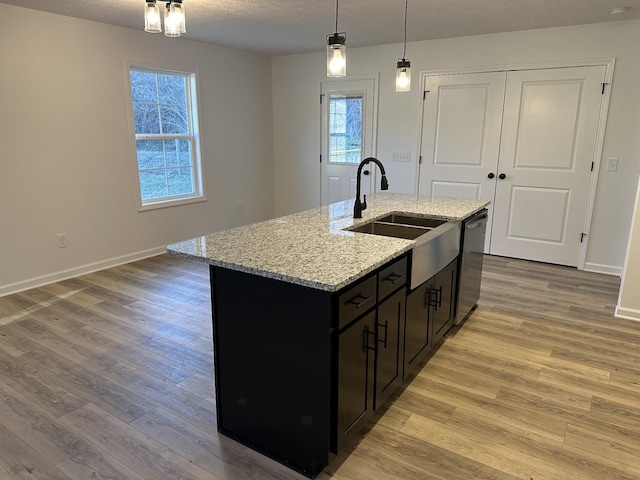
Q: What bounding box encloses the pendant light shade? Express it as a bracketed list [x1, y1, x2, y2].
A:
[327, 0, 346, 77]
[327, 33, 347, 77]
[144, 0, 162, 33]
[396, 59, 411, 92]
[395, 0, 411, 92]
[144, 0, 185, 37]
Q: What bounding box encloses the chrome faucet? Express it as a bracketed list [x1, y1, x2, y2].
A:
[353, 157, 389, 218]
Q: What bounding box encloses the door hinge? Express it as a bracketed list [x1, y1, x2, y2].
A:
[419, 155, 422, 164]
[591, 161, 594, 172]
[320, 93, 325, 104]
[423, 90, 429, 100]
[320, 154, 322, 163]
[601, 82, 609, 94]
[580, 232, 587, 243]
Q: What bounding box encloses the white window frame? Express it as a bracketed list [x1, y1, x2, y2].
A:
[125, 61, 206, 211]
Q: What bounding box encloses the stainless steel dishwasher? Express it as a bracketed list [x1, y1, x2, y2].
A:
[455, 209, 488, 324]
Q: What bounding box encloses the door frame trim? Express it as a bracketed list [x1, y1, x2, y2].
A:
[417, 58, 615, 270]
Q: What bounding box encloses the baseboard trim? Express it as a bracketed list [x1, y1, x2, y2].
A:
[583, 262, 622, 277]
[615, 306, 640, 322]
[0, 247, 167, 297]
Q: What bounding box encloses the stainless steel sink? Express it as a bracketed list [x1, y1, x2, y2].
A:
[347, 214, 460, 290]
[376, 214, 447, 229]
[349, 221, 428, 240]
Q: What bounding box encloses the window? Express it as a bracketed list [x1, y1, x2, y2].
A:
[128, 66, 204, 208]
[328, 93, 363, 164]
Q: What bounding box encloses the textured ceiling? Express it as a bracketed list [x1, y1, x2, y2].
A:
[2, 0, 639, 56]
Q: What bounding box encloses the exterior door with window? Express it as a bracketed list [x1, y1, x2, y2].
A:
[320, 78, 377, 206]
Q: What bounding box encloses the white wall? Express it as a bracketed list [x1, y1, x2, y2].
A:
[617, 175, 640, 321]
[272, 20, 640, 275]
[0, 5, 275, 295]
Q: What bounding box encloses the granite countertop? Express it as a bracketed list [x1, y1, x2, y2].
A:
[167, 193, 489, 292]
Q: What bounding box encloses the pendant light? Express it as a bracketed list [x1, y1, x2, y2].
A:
[327, 0, 346, 77]
[395, 0, 411, 92]
[144, 0, 186, 37]
[144, 0, 162, 33]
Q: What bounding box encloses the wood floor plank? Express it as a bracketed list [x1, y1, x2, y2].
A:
[60, 402, 217, 480]
[400, 412, 596, 480]
[564, 424, 640, 474]
[98, 361, 218, 434]
[57, 444, 147, 480]
[131, 407, 302, 480]
[0, 376, 92, 466]
[0, 421, 73, 480]
[1, 254, 637, 480]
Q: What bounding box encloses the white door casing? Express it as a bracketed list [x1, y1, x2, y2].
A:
[320, 77, 378, 206]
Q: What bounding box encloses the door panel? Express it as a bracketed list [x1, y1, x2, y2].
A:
[321, 78, 377, 206]
[418, 72, 506, 251]
[490, 66, 605, 265]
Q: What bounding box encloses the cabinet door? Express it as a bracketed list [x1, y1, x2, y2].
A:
[404, 280, 433, 378]
[375, 289, 405, 409]
[431, 259, 458, 345]
[337, 310, 375, 447]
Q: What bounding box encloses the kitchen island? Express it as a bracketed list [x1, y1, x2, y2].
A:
[168, 193, 489, 478]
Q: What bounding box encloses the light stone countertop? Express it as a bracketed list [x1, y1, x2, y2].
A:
[167, 193, 489, 292]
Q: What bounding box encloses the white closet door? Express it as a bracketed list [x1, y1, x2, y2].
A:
[418, 72, 506, 251]
[489, 66, 605, 266]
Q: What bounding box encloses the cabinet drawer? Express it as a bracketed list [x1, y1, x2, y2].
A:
[338, 275, 377, 330]
[378, 256, 408, 300]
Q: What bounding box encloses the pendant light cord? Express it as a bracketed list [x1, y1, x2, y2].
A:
[335, 0, 339, 33]
[402, 0, 408, 59]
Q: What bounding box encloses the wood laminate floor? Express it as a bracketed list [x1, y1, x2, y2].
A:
[0, 254, 636, 480]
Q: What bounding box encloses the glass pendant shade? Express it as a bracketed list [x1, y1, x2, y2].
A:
[164, 3, 181, 37]
[327, 34, 347, 77]
[170, 1, 186, 33]
[144, 1, 162, 33]
[396, 59, 411, 92]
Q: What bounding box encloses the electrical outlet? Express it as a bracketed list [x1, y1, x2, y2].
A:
[391, 152, 411, 162]
[606, 157, 618, 172]
[56, 233, 68, 248]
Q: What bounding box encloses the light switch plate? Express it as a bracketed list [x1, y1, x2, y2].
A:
[392, 153, 411, 162]
[606, 157, 618, 172]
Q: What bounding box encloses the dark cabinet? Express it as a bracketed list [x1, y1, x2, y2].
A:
[336, 310, 375, 448]
[404, 279, 432, 376]
[403, 258, 458, 379]
[431, 259, 457, 345]
[336, 256, 407, 448]
[374, 288, 405, 409]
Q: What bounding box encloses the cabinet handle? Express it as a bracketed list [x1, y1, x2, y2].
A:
[377, 320, 388, 348]
[382, 272, 405, 285]
[436, 286, 442, 309]
[363, 326, 376, 351]
[347, 294, 374, 309]
[426, 288, 438, 308]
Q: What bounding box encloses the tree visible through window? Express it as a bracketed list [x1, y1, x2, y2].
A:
[129, 67, 203, 207]
[328, 93, 363, 164]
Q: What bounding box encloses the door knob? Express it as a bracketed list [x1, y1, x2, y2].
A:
[498, 173, 506, 180]
[363, 170, 370, 176]
[487, 172, 495, 179]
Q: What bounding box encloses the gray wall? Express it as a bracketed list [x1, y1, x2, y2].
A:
[0, 5, 275, 294]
